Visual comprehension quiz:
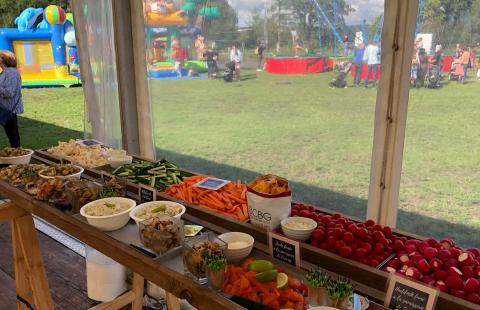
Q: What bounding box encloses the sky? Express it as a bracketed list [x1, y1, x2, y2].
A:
[227, 0, 385, 27]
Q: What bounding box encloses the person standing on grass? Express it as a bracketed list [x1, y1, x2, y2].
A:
[0, 51, 23, 147]
[363, 41, 381, 88]
[353, 43, 365, 86]
[343, 35, 351, 56]
[255, 41, 266, 71]
[460, 47, 471, 83]
[433, 44, 443, 79]
[230, 45, 242, 81]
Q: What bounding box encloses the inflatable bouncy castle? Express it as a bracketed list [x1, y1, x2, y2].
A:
[145, 0, 221, 79]
[0, 5, 80, 87]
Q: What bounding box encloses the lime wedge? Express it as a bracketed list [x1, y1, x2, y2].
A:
[277, 272, 288, 289]
[247, 260, 274, 272]
[255, 269, 278, 282]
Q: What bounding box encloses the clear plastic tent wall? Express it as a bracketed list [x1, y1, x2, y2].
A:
[74, 0, 122, 148]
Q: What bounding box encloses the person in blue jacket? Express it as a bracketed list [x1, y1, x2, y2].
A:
[353, 43, 365, 86]
[0, 51, 23, 147]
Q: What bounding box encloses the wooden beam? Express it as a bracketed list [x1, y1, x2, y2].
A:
[11, 221, 34, 310]
[13, 214, 54, 310]
[131, 273, 144, 310]
[367, 0, 419, 227]
[111, 0, 141, 154]
[130, 0, 155, 158]
[88, 291, 134, 310]
[0, 203, 26, 222]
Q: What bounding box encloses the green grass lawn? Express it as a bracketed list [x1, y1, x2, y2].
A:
[0, 87, 84, 148]
[150, 70, 480, 247]
[1, 72, 478, 247]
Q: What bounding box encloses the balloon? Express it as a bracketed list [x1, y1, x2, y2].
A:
[44, 5, 66, 25]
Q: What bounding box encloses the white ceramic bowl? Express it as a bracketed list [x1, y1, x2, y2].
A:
[0, 149, 33, 165]
[129, 201, 186, 225]
[39, 165, 84, 179]
[80, 197, 136, 231]
[281, 217, 317, 241]
[108, 155, 133, 168]
[309, 307, 339, 310]
[218, 232, 254, 262]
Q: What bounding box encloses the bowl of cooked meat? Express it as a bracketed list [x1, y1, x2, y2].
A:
[0, 147, 34, 165]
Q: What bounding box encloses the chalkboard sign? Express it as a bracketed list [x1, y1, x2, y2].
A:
[268, 232, 300, 267]
[385, 274, 438, 310]
[139, 184, 156, 204]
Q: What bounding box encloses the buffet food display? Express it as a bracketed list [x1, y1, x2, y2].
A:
[47, 139, 114, 167]
[0, 164, 47, 186]
[112, 159, 185, 189]
[165, 175, 248, 221]
[0, 144, 478, 310]
[39, 164, 84, 179]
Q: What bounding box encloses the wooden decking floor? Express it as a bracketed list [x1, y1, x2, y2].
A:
[0, 221, 97, 309]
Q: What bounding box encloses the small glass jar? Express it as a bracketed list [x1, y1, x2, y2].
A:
[100, 176, 127, 198]
[206, 266, 226, 291]
[139, 215, 184, 256]
[182, 232, 226, 284]
[66, 180, 101, 213]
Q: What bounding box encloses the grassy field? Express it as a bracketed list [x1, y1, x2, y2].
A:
[0, 87, 84, 148]
[1, 71, 478, 247]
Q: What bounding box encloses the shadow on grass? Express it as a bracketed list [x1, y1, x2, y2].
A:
[157, 148, 479, 247]
[0, 116, 83, 150]
[240, 74, 258, 81]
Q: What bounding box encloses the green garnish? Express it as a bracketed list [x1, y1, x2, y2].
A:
[327, 277, 354, 299]
[203, 253, 227, 270]
[100, 189, 118, 198]
[21, 170, 38, 178]
[104, 202, 116, 209]
[151, 205, 167, 213]
[306, 270, 330, 288]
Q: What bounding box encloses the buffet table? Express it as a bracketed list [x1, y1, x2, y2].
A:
[0, 148, 478, 310]
[0, 182, 243, 310]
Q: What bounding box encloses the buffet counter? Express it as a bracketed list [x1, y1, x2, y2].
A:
[0, 145, 477, 310]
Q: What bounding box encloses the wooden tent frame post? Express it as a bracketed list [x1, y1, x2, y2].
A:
[367, 0, 419, 227]
[72, 0, 155, 158]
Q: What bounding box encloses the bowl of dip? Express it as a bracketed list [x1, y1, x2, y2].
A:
[218, 232, 254, 262]
[281, 217, 317, 241]
[130, 201, 186, 225]
[80, 197, 136, 231]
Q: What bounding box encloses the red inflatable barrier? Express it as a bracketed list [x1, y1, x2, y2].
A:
[265, 56, 329, 74]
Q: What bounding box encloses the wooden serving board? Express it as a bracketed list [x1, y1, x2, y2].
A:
[29, 150, 479, 310]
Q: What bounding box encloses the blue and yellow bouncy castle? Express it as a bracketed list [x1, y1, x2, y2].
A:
[0, 5, 80, 87]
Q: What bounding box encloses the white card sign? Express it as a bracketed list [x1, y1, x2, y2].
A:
[193, 177, 230, 190]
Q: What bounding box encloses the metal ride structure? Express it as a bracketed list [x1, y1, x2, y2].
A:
[308, 0, 353, 56]
[372, 0, 425, 42]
